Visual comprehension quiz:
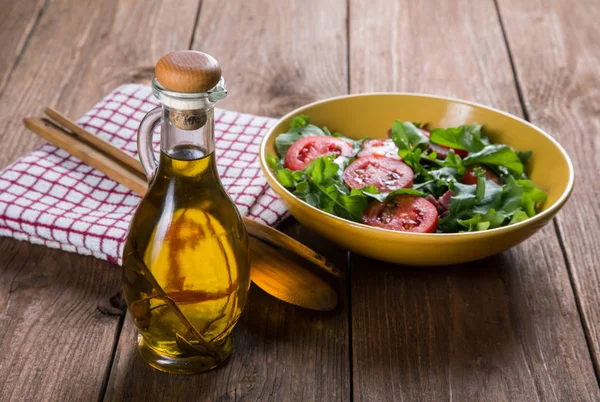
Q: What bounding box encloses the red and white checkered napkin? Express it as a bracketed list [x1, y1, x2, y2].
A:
[0, 84, 288, 264]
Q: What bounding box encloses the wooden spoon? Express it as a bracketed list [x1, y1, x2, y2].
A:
[23, 116, 339, 310]
[249, 238, 337, 311]
[44, 108, 340, 279]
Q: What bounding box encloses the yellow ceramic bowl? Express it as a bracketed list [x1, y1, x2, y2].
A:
[259, 94, 574, 265]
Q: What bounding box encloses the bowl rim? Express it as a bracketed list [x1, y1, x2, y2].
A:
[259, 92, 575, 238]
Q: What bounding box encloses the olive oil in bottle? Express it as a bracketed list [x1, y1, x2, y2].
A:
[122, 51, 250, 374]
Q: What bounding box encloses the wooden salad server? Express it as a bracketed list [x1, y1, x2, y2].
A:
[24, 114, 339, 311]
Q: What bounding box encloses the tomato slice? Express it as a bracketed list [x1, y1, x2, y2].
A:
[284, 136, 354, 171]
[343, 156, 414, 192]
[420, 128, 469, 159]
[462, 165, 503, 185]
[357, 139, 401, 160]
[363, 195, 439, 233]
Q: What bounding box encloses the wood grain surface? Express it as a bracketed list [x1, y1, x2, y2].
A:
[349, 0, 600, 400]
[0, 0, 46, 92]
[0, 0, 199, 400]
[104, 1, 351, 401]
[497, 0, 600, 379]
[191, 0, 349, 117]
[0, 0, 199, 167]
[0, 241, 122, 401]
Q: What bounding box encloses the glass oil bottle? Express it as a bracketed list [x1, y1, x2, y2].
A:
[122, 51, 250, 374]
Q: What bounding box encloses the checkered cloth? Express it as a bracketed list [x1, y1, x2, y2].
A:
[0, 84, 288, 264]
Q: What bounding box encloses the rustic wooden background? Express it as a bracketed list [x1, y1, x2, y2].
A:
[0, 0, 598, 401]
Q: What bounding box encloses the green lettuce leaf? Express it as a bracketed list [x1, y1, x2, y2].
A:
[517, 179, 547, 217]
[429, 124, 485, 152]
[463, 144, 524, 175]
[297, 156, 369, 222]
[360, 187, 427, 203]
[509, 209, 529, 225]
[448, 182, 479, 215]
[391, 120, 429, 157]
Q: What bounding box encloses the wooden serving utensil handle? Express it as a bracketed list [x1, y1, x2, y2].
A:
[23, 116, 339, 310]
[26, 112, 341, 279]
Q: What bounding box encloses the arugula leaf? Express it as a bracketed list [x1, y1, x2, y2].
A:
[391, 121, 429, 157]
[480, 209, 509, 229]
[518, 151, 532, 165]
[457, 208, 511, 232]
[429, 124, 485, 152]
[360, 187, 427, 202]
[440, 171, 504, 232]
[425, 149, 465, 174]
[476, 221, 491, 231]
[355, 185, 386, 202]
[275, 169, 297, 187]
[306, 156, 338, 184]
[267, 154, 304, 188]
[463, 144, 524, 175]
[499, 176, 524, 215]
[266, 154, 280, 170]
[412, 179, 448, 199]
[429, 167, 459, 183]
[390, 120, 433, 180]
[457, 214, 482, 231]
[438, 209, 474, 232]
[275, 132, 301, 157]
[275, 116, 328, 157]
[387, 188, 427, 198]
[475, 174, 486, 201]
[517, 179, 547, 217]
[448, 182, 478, 215]
[472, 178, 503, 214]
[290, 115, 311, 128]
[299, 156, 369, 222]
[509, 209, 529, 225]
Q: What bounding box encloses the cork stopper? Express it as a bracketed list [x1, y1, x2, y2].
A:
[155, 51, 222, 93]
[155, 51, 222, 130]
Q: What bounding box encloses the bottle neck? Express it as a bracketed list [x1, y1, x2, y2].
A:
[160, 106, 215, 158]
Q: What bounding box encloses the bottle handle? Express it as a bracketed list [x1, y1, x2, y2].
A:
[137, 107, 162, 182]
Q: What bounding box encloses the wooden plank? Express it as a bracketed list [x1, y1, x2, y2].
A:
[0, 0, 199, 400]
[349, 0, 600, 400]
[0, 0, 46, 92]
[496, 0, 600, 380]
[0, 241, 122, 401]
[104, 1, 350, 400]
[192, 0, 348, 117]
[0, 0, 200, 167]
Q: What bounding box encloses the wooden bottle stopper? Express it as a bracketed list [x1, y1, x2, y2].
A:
[155, 51, 222, 93]
[155, 51, 222, 130]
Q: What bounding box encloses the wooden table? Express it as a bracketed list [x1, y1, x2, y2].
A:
[0, 0, 598, 400]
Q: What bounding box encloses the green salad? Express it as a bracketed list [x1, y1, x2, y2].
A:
[268, 115, 546, 233]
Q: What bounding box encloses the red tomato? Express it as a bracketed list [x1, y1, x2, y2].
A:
[357, 139, 401, 160]
[363, 195, 439, 233]
[462, 165, 503, 185]
[420, 128, 469, 159]
[343, 156, 414, 192]
[284, 136, 353, 171]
